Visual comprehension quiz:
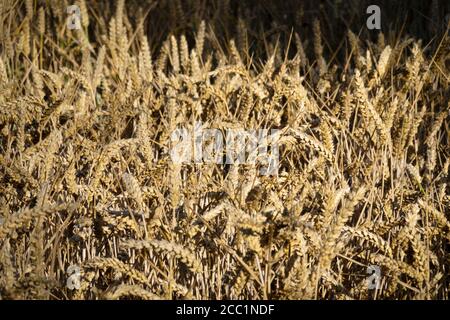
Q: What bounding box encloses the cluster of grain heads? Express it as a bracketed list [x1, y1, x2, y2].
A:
[0, 0, 448, 300]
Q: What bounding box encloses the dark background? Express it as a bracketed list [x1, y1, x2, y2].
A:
[101, 0, 450, 64]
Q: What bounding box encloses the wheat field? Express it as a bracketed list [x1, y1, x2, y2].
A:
[0, 0, 449, 300]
